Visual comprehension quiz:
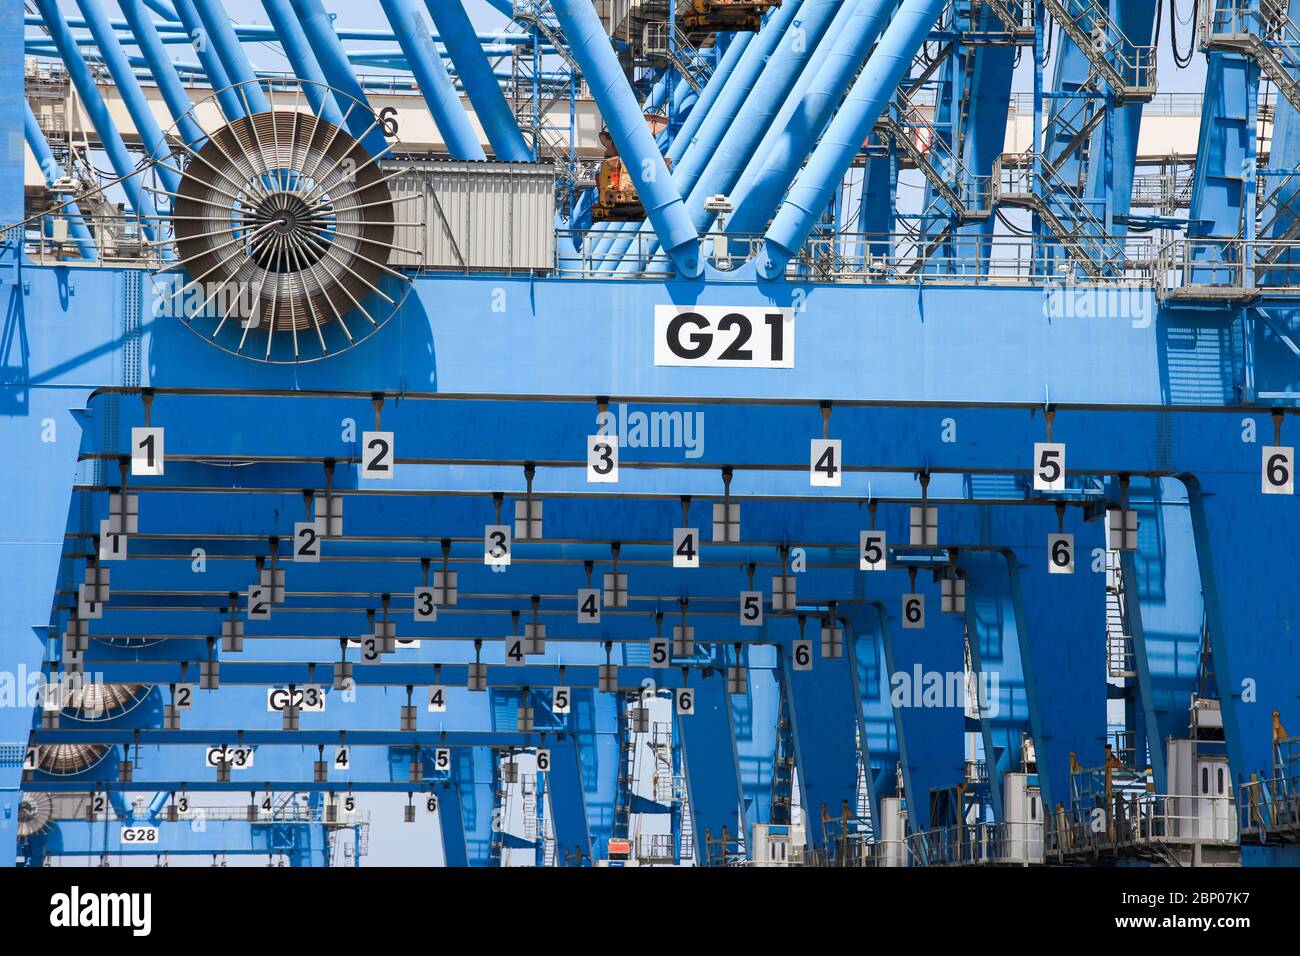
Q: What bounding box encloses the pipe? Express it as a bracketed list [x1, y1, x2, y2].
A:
[143, 0, 180, 20]
[725, 0, 890, 238]
[602, 3, 800, 270]
[379, 0, 483, 160]
[550, 0, 700, 277]
[24, 102, 98, 260]
[260, 0, 344, 125]
[170, 0, 241, 120]
[32, 0, 160, 240]
[191, 0, 270, 114]
[24, 14, 545, 44]
[760, 0, 949, 279]
[618, 0, 841, 273]
[118, 0, 204, 145]
[75, 0, 181, 194]
[683, 0, 843, 229]
[291, 0, 392, 159]
[425, 0, 530, 162]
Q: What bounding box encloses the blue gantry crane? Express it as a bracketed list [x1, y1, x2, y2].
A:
[1, 0, 1299, 869]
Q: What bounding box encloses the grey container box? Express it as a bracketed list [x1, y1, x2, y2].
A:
[385, 161, 556, 274]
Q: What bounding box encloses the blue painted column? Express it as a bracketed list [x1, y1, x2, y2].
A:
[847, 605, 889, 833]
[1123, 478, 1205, 794]
[676, 670, 745, 862]
[878, 570, 967, 832]
[760, 0, 950, 277]
[424, 0, 530, 161]
[731, 644, 780, 829]
[171, 0, 241, 120]
[33, 0, 161, 236]
[119, 0, 205, 145]
[75, 0, 182, 193]
[550, 0, 701, 278]
[291, 0, 392, 159]
[781, 621, 862, 844]
[380, 0, 485, 160]
[23, 102, 98, 260]
[962, 551, 1028, 823]
[1184, 465, 1300, 866]
[544, 736, 593, 865]
[1007, 529, 1108, 815]
[260, 0, 344, 126]
[192, 0, 270, 115]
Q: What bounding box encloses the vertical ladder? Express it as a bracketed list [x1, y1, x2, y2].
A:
[770, 678, 797, 826]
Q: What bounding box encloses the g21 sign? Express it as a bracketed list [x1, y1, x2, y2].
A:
[654, 306, 795, 368]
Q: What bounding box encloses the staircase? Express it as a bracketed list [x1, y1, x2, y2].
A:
[1042, 0, 1157, 103]
[770, 682, 797, 826]
[510, 1, 600, 202]
[1202, 1, 1300, 113]
[977, 0, 1035, 40]
[1106, 551, 1137, 679]
[611, 696, 638, 840]
[994, 151, 1131, 278]
[642, 20, 714, 93]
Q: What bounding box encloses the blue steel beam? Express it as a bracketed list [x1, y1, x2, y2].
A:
[259, 0, 344, 125]
[74, 0, 181, 194]
[169, 0, 240, 119]
[31, 0, 160, 239]
[379, 0, 485, 161]
[290, 0, 392, 159]
[190, 0, 270, 115]
[424, 0, 530, 162]
[118, 0, 204, 145]
[600, 2, 801, 271]
[759, 0, 949, 279]
[723, 0, 889, 240]
[549, 0, 701, 278]
[23, 101, 99, 259]
[616, 0, 843, 273]
[589, 31, 753, 266]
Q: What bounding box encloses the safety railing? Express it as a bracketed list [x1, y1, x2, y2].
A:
[635, 833, 677, 863]
[1239, 774, 1300, 842]
[1047, 794, 1238, 861]
[1043, 0, 1157, 102]
[1157, 237, 1300, 299]
[1201, 1, 1300, 111]
[907, 821, 1046, 866]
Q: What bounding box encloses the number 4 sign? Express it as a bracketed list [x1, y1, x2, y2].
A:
[810, 439, 842, 487]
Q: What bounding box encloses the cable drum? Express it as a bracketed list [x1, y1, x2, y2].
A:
[61, 682, 152, 722]
[148, 78, 417, 362]
[33, 744, 112, 776]
[18, 793, 54, 839]
[172, 110, 396, 338]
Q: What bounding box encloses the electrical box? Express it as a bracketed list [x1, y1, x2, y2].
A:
[877, 797, 909, 867]
[751, 822, 804, 867]
[1001, 772, 1044, 864]
[386, 161, 556, 274]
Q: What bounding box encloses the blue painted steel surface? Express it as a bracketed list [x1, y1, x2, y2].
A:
[5, 0, 1300, 872]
